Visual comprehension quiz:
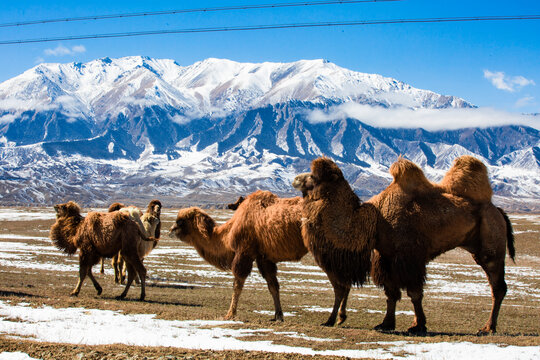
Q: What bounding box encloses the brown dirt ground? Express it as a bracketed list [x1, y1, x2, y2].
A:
[0, 207, 539, 359]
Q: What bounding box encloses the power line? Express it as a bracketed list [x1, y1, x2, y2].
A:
[1, 15, 539, 45]
[0, 0, 401, 28]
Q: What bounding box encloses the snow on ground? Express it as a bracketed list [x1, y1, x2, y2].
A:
[0, 209, 55, 222]
[0, 301, 538, 360]
[0, 352, 40, 360]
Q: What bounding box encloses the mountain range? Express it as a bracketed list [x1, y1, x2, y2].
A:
[0, 56, 538, 210]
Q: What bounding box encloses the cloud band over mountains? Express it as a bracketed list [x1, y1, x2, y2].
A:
[307, 103, 539, 131]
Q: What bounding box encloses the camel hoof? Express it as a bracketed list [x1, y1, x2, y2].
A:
[96, 288, 103, 296]
[374, 323, 395, 332]
[477, 328, 496, 336]
[337, 315, 347, 325]
[116, 295, 126, 300]
[70, 292, 79, 297]
[321, 320, 336, 327]
[224, 313, 235, 320]
[407, 325, 427, 335]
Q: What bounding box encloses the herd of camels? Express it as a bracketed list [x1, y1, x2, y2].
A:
[50, 155, 515, 335]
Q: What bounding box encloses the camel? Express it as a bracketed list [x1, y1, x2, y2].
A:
[169, 190, 307, 321]
[50, 201, 157, 300]
[107, 200, 161, 284]
[293, 156, 515, 334]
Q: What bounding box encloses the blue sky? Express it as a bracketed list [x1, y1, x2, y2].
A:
[1, 0, 539, 114]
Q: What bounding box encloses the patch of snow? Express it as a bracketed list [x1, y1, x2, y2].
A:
[0, 301, 538, 359]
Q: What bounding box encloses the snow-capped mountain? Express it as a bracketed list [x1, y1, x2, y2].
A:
[0, 56, 538, 210]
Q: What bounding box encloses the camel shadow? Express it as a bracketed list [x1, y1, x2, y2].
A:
[102, 295, 203, 307]
[375, 329, 540, 338]
[0, 290, 42, 298]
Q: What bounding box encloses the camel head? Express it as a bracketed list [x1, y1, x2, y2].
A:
[227, 196, 245, 210]
[292, 173, 314, 197]
[108, 202, 125, 212]
[54, 201, 82, 218]
[170, 207, 216, 245]
[147, 199, 162, 217]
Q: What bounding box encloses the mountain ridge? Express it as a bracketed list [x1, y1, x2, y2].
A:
[0, 57, 538, 210]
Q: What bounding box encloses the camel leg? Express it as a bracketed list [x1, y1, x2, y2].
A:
[337, 286, 351, 325]
[256, 258, 283, 322]
[322, 274, 350, 327]
[477, 259, 507, 334]
[99, 258, 105, 274]
[120, 256, 127, 284]
[406, 287, 427, 334]
[71, 263, 89, 296]
[225, 254, 253, 320]
[374, 285, 401, 331]
[87, 267, 103, 296]
[123, 256, 147, 301]
[117, 262, 136, 300]
[71, 253, 95, 296]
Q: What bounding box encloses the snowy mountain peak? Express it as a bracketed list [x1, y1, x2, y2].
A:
[0, 56, 473, 119]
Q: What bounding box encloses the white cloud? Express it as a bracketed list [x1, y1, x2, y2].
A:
[484, 70, 535, 92]
[306, 103, 540, 131]
[43, 44, 86, 57]
[515, 96, 535, 108]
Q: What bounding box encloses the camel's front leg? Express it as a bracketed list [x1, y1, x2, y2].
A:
[407, 287, 427, 334]
[225, 254, 253, 320]
[256, 258, 283, 321]
[71, 263, 89, 296]
[337, 286, 351, 325]
[323, 274, 350, 326]
[374, 285, 401, 331]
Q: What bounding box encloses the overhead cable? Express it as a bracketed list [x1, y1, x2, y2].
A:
[0, 0, 401, 28]
[1, 15, 539, 45]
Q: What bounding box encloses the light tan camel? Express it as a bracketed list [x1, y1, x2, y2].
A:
[169, 190, 307, 321]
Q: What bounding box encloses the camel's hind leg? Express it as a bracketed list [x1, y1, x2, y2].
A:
[474, 205, 509, 334]
[225, 254, 253, 320]
[374, 285, 401, 331]
[476, 258, 507, 334]
[322, 273, 351, 327]
[117, 256, 147, 301]
[99, 258, 105, 274]
[256, 258, 283, 322]
[87, 267, 103, 295]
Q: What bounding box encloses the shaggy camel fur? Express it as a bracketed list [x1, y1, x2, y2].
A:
[50, 201, 157, 300]
[108, 201, 161, 284]
[170, 190, 307, 321]
[293, 156, 514, 334]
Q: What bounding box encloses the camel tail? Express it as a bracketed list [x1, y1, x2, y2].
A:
[498, 207, 515, 263]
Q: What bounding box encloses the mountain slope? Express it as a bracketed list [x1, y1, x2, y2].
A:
[0, 57, 538, 210]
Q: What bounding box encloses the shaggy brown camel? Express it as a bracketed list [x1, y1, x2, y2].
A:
[50, 201, 157, 301]
[293, 156, 514, 334]
[169, 190, 307, 321]
[108, 201, 162, 284]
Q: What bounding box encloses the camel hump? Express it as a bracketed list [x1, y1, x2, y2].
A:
[389, 157, 433, 193]
[311, 157, 344, 182]
[247, 190, 278, 208]
[439, 155, 492, 202]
